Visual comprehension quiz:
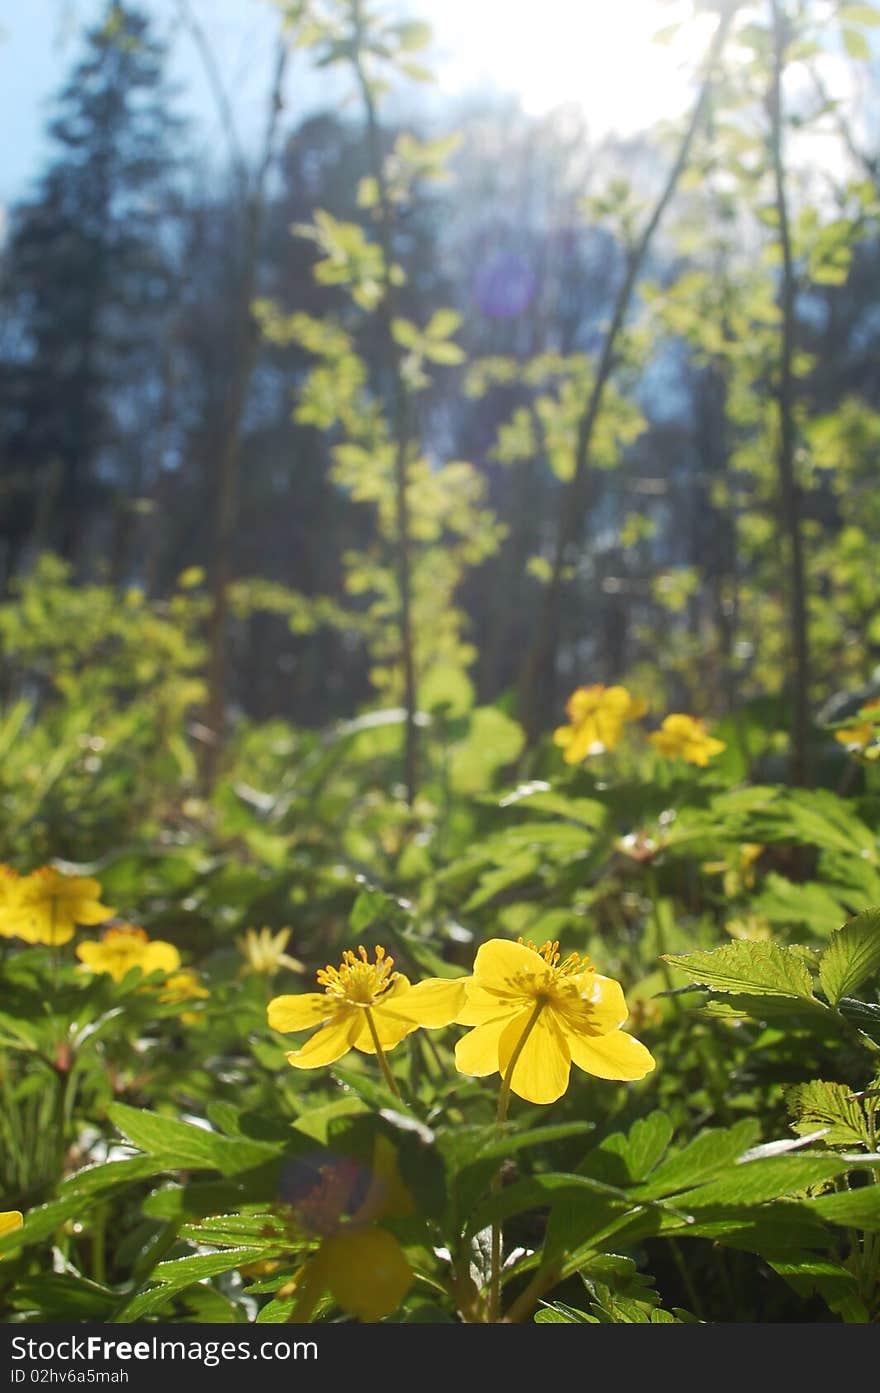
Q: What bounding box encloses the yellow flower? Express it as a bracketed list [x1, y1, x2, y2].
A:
[0, 866, 23, 939]
[267, 945, 466, 1069]
[834, 698, 880, 756]
[282, 1136, 414, 1322]
[454, 938, 655, 1105]
[553, 684, 647, 763]
[8, 867, 114, 946]
[160, 969, 210, 1025]
[237, 926, 304, 977]
[76, 925, 180, 982]
[648, 714, 726, 767]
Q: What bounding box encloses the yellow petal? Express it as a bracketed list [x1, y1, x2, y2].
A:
[141, 942, 182, 975]
[472, 937, 542, 988]
[567, 1027, 656, 1081]
[498, 1008, 571, 1105]
[563, 724, 596, 763]
[285, 1010, 360, 1068]
[40, 913, 77, 947]
[268, 993, 333, 1033]
[318, 1226, 412, 1321]
[457, 983, 518, 1025]
[72, 900, 116, 926]
[454, 1016, 512, 1077]
[352, 1005, 418, 1054]
[380, 976, 467, 1028]
[0, 1211, 23, 1239]
[569, 972, 628, 1032]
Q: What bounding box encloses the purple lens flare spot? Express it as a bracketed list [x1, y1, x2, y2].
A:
[471, 250, 537, 319]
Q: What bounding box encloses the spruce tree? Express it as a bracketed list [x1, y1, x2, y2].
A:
[0, 1, 180, 573]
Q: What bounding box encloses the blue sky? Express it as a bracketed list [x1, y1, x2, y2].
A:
[0, 0, 723, 212]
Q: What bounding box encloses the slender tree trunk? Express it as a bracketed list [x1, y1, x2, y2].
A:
[517, 2, 736, 742]
[200, 39, 288, 787]
[769, 0, 811, 786]
[351, 0, 418, 807]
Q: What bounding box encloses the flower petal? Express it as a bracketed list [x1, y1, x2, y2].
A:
[0, 1211, 23, 1240]
[72, 900, 116, 926]
[454, 1016, 512, 1078]
[567, 1027, 656, 1081]
[268, 993, 333, 1033]
[498, 1008, 571, 1105]
[352, 1005, 417, 1054]
[568, 972, 629, 1032]
[381, 976, 467, 1028]
[285, 1010, 360, 1068]
[457, 983, 520, 1025]
[472, 937, 542, 988]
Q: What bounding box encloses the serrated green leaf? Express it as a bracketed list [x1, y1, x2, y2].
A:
[107, 1104, 278, 1176]
[819, 908, 880, 1005]
[663, 942, 816, 1000]
[786, 1080, 870, 1147]
[633, 1120, 760, 1200]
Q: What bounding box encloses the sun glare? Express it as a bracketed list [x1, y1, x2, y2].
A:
[428, 0, 720, 134]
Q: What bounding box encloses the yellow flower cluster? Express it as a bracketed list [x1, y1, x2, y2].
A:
[553, 685, 646, 762]
[76, 925, 208, 1021]
[0, 866, 114, 945]
[834, 698, 880, 758]
[553, 684, 726, 768]
[268, 939, 654, 1107]
[648, 713, 726, 767]
[76, 924, 179, 981]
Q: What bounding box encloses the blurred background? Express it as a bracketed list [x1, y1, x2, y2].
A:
[1, 0, 878, 750]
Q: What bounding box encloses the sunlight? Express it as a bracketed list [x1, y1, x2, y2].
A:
[426, 0, 720, 134]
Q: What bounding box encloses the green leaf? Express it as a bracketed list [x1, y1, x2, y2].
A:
[663, 942, 816, 1000]
[841, 26, 871, 59]
[497, 784, 605, 828]
[535, 1302, 595, 1323]
[675, 1152, 853, 1208]
[11, 1274, 118, 1320]
[153, 1247, 271, 1284]
[836, 997, 880, 1044]
[805, 1185, 880, 1231]
[839, 5, 880, 25]
[449, 707, 525, 794]
[819, 908, 880, 1005]
[633, 1120, 760, 1200]
[786, 1080, 870, 1147]
[107, 1104, 278, 1176]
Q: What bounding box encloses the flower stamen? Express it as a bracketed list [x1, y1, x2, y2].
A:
[316, 944, 399, 1006]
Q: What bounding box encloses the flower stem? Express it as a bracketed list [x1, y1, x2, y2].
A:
[489, 1001, 544, 1322]
[364, 1007, 402, 1100]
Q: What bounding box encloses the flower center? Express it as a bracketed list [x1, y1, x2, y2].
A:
[513, 939, 593, 1003]
[316, 944, 398, 1007]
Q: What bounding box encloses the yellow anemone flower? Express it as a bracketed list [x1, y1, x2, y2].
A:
[160, 969, 210, 1025]
[834, 698, 880, 756]
[267, 945, 465, 1069]
[0, 866, 23, 939]
[282, 1136, 414, 1322]
[76, 925, 181, 982]
[648, 713, 726, 767]
[9, 867, 114, 946]
[237, 926, 304, 977]
[0, 1210, 23, 1242]
[553, 684, 647, 763]
[454, 938, 655, 1105]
